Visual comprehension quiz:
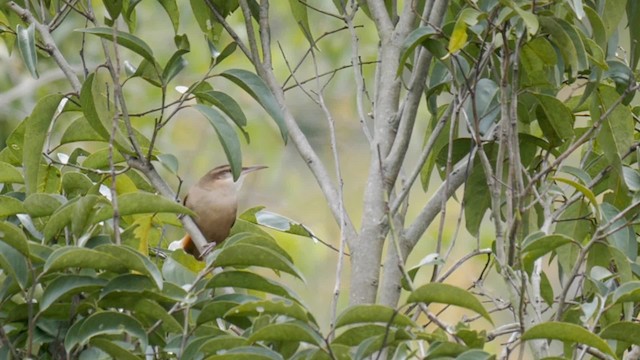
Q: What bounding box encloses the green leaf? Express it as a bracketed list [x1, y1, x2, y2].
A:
[158, 0, 180, 33]
[288, 0, 314, 46]
[239, 207, 317, 240]
[220, 69, 288, 143]
[94, 244, 163, 289]
[59, 116, 104, 144]
[539, 17, 580, 75]
[24, 193, 64, 217]
[196, 90, 249, 140]
[407, 283, 492, 323]
[103, 0, 123, 19]
[39, 275, 107, 312]
[77, 27, 155, 63]
[333, 324, 387, 346]
[0, 162, 24, 183]
[116, 192, 195, 217]
[193, 104, 242, 180]
[533, 93, 574, 144]
[215, 243, 304, 280]
[226, 298, 312, 323]
[553, 177, 600, 219]
[448, 20, 468, 54]
[601, 203, 635, 259]
[206, 270, 302, 303]
[612, 281, 640, 303]
[0, 242, 29, 290]
[23, 94, 64, 194]
[602, 0, 625, 39]
[512, 6, 538, 35]
[44, 246, 128, 274]
[248, 321, 323, 346]
[521, 322, 614, 357]
[522, 233, 575, 272]
[335, 304, 416, 328]
[64, 311, 148, 352]
[16, 23, 38, 78]
[0, 221, 29, 257]
[593, 86, 634, 167]
[100, 273, 156, 299]
[0, 195, 25, 217]
[203, 346, 284, 360]
[90, 338, 140, 360]
[398, 26, 437, 75]
[162, 50, 188, 84]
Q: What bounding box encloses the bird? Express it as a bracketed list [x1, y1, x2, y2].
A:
[171, 164, 267, 258]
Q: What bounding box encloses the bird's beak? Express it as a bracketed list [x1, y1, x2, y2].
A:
[241, 165, 268, 175]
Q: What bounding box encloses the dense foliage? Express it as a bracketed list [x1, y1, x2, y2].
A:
[1, 0, 640, 359]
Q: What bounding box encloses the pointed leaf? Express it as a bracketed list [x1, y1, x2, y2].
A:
[335, 304, 416, 328]
[226, 298, 312, 323]
[0, 195, 25, 217]
[193, 104, 242, 180]
[600, 321, 640, 345]
[77, 27, 155, 62]
[94, 244, 163, 289]
[398, 26, 437, 75]
[195, 90, 249, 140]
[215, 243, 304, 280]
[60, 116, 104, 144]
[16, 23, 38, 78]
[0, 242, 29, 290]
[407, 283, 492, 323]
[288, 0, 314, 46]
[248, 321, 323, 346]
[64, 311, 147, 352]
[0, 221, 29, 256]
[240, 207, 317, 240]
[612, 281, 640, 304]
[206, 270, 302, 303]
[158, 0, 180, 33]
[40, 275, 108, 312]
[522, 322, 614, 357]
[24, 193, 64, 217]
[44, 246, 128, 273]
[23, 94, 64, 194]
[89, 338, 140, 360]
[553, 177, 600, 218]
[0, 162, 24, 183]
[220, 69, 288, 143]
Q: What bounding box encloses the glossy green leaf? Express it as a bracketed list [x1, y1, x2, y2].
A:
[539, 17, 579, 74]
[224, 232, 293, 263]
[196, 90, 249, 141]
[398, 26, 437, 75]
[23, 193, 64, 218]
[612, 281, 640, 303]
[0, 162, 23, 183]
[60, 116, 104, 144]
[288, 0, 314, 46]
[193, 104, 242, 180]
[448, 19, 468, 54]
[77, 27, 155, 62]
[89, 338, 139, 360]
[118, 192, 194, 217]
[248, 321, 322, 346]
[44, 246, 128, 273]
[39, 275, 107, 312]
[226, 298, 312, 322]
[206, 270, 301, 303]
[512, 6, 538, 35]
[602, 0, 625, 39]
[0, 195, 25, 217]
[16, 23, 38, 78]
[0, 242, 28, 290]
[220, 69, 288, 143]
[533, 93, 574, 144]
[162, 50, 188, 84]
[215, 243, 304, 280]
[335, 304, 415, 328]
[197, 336, 247, 356]
[203, 346, 284, 360]
[584, 6, 606, 51]
[601, 203, 635, 259]
[94, 245, 163, 289]
[407, 283, 492, 323]
[103, 0, 123, 19]
[521, 322, 614, 357]
[23, 94, 64, 194]
[333, 324, 386, 346]
[0, 221, 29, 256]
[553, 177, 599, 218]
[64, 311, 148, 352]
[158, 0, 180, 33]
[240, 207, 317, 240]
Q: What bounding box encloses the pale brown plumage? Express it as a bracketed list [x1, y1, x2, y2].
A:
[180, 164, 267, 258]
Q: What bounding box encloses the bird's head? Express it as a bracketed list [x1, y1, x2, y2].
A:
[198, 164, 267, 191]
